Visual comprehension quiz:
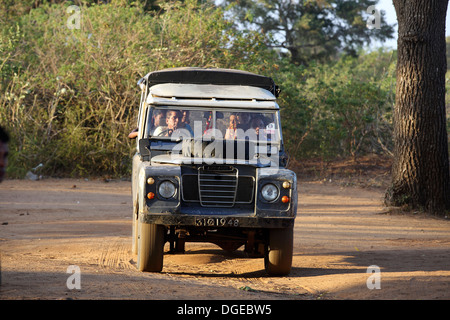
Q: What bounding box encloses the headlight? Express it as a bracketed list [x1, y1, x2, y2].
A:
[158, 180, 176, 199]
[261, 183, 279, 202]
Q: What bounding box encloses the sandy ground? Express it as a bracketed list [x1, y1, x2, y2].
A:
[0, 178, 449, 300]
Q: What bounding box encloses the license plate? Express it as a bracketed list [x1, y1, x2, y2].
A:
[195, 217, 239, 227]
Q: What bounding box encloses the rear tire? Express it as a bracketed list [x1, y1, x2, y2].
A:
[137, 221, 165, 272]
[264, 226, 293, 276]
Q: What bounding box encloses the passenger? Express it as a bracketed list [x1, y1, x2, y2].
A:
[180, 110, 193, 136]
[153, 110, 182, 137]
[236, 112, 252, 131]
[181, 110, 190, 126]
[224, 113, 238, 140]
[150, 109, 167, 135]
[128, 127, 138, 139]
[128, 110, 167, 139]
[250, 116, 267, 139]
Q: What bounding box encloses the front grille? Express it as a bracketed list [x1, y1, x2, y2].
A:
[181, 166, 255, 206]
[198, 166, 237, 207]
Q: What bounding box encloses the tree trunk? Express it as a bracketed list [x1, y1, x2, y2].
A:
[386, 0, 450, 215]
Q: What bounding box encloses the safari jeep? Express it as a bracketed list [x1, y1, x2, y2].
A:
[130, 68, 297, 276]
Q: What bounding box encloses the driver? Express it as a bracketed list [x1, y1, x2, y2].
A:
[153, 110, 182, 137]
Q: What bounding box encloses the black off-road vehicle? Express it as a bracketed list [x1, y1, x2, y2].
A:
[130, 68, 297, 276]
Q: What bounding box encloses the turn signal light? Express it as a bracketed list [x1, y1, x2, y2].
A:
[281, 196, 290, 203]
[147, 192, 155, 200]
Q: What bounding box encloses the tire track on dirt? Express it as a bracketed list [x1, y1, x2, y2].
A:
[93, 239, 162, 298]
[97, 239, 134, 272]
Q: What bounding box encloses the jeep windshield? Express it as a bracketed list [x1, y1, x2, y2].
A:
[145, 107, 281, 144]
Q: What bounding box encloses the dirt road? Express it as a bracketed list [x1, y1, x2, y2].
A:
[0, 178, 449, 300]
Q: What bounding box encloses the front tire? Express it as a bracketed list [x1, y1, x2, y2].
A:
[137, 221, 165, 272]
[264, 226, 293, 276]
[131, 204, 138, 255]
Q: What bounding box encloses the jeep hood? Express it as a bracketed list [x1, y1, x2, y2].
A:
[150, 154, 278, 168]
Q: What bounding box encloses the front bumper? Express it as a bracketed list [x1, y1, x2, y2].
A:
[139, 213, 295, 229]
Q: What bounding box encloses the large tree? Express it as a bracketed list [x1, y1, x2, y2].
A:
[385, 0, 450, 215]
[222, 0, 395, 64]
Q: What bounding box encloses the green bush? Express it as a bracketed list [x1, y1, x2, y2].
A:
[279, 50, 396, 160]
[0, 0, 397, 178]
[0, 0, 274, 177]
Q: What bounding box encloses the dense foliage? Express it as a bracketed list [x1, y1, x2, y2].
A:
[0, 0, 398, 178]
[221, 0, 395, 64]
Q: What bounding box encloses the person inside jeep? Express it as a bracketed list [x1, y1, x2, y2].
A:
[149, 109, 167, 135]
[250, 115, 267, 139]
[236, 112, 252, 131]
[224, 113, 238, 140]
[179, 110, 194, 136]
[153, 110, 182, 137]
[128, 109, 167, 139]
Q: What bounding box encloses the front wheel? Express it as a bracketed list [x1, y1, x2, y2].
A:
[137, 221, 165, 272]
[264, 226, 294, 276]
[131, 204, 138, 255]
